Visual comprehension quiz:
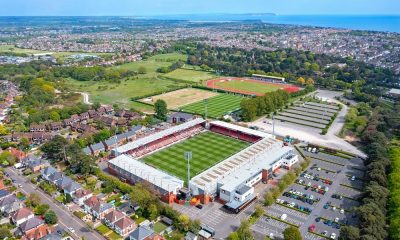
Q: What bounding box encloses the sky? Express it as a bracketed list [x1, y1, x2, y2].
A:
[0, 0, 399, 16]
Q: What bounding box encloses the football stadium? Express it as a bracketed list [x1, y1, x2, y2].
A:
[108, 118, 298, 211]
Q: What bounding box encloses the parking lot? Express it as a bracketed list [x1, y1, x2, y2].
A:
[253, 145, 365, 239]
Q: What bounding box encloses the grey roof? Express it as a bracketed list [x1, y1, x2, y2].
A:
[129, 226, 154, 240]
[19, 216, 44, 232]
[0, 194, 19, 207]
[236, 185, 252, 195]
[39, 232, 64, 240]
[63, 181, 81, 193]
[56, 176, 73, 189]
[169, 112, 193, 119]
[0, 189, 10, 199]
[83, 146, 92, 155]
[41, 166, 58, 177]
[91, 142, 105, 151]
[48, 172, 63, 182]
[23, 155, 44, 168]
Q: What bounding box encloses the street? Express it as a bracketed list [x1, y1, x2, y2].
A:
[5, 167, 105, 240]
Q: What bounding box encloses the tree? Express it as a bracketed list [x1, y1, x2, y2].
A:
[254, 204, 265, 218]
[26, 193, 41, 208]
[228, 232, 240, 240]
[138, 66, 147, 74]
[65, 194, 73, 203]
[44, 210, 58, 225]
[306, 78, 315, 86]
[0, 225, 12, 239]
[49, 111, 61, 121]
[189, 219, 201, 234]
[283, 226, 302, 240]
[237, 220, 254, 240]
[339, 226, 360, 240]
[34, 204, 50, 216]
[178, 214, 190, 231]
[154, 99, 168, 120]
[0, 125, 9, 136]
[148, 203, 159, 220]
[41, 135, 68, 161]
[264, 192, 275, 206]
[0, 151, 16, 166]
[93, 102, 101, 110]
[297, 77, 305, 85]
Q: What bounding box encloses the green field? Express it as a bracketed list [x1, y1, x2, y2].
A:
[180, 94, 245, 118]
[142, 131, 249, 183]
[65, 53, 189, 112]
[164, 68, 216, 83]
[214, 79, 282, 94]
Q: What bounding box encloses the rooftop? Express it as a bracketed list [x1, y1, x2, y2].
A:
[108, 154, 184, 194]
[114, 118, 205, 154]
[210, 120, 272, 138]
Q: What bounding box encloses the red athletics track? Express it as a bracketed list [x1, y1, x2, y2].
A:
[206, 77, 301, 96]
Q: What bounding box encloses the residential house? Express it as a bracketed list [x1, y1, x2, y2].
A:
[99, 116, 116, 128]
[103, 210, 124, 228]
[83, 196, 114, 220]
[114, 216, 136, 236]
[63, 181, 81, 196]
[21, 221, 52, 240]
[11, 207, 34, 226]
[72, 189, 93, 206]
[55, 176, 73, 190]
[89, 142, 106, 156]
[0, 194, 22, 216]
[124, 111, 141, 120]
[79, 112, 90, 123]
[115, 109, 126, 117]
[30, 124, 46, 132]
[32, 132, 53, 144]
[23, 156, 47, 173]
[99, 106, 114, 115]
[167, 112, 195, 124]
[48, 122, 62, 131]
[11, 132, 33, 142]
[0, 189, 11, 199]
[82, 146, 92, 155]
[88, 110, 99, 119]
[129, 226, 164, 240]
[47, 171, 63, 184]
[19, 217, 44, 234]
[103, 137, 118, 151]
[116, 118, 128, 127]
[41, 166, 58, 181]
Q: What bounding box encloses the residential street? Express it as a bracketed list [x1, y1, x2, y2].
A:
[5, 167, 105, 240]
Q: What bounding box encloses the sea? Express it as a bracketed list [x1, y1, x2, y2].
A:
[148, 14, 400, 33]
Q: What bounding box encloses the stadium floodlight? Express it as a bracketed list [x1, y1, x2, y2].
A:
[185, 151, 192, 199]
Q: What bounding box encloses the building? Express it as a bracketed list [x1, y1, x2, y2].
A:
[103, 210, 124, 229]
[129, 226, 164, 240]
[108, 154, 184, 203]
[251, 74, 285, 83]
[388, 88, 400, 98]
[72, 189, 93, 206]
[11, 207, 34, 226]
[22, 156, 47, 173]
[114, 216, 136, 236]
[167, 112, 195, 124]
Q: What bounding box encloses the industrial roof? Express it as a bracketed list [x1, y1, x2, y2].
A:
[108, 154, 184, 194]
[209, 121, 272, 138]
[389, 88, 400, 95]
[114, 118, 205, 154]
[190, 137, 294, 194]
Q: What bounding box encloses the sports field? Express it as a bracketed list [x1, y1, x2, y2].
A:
[180, 94, 245, 118]
[142, 131, 249, 182]
[139, 88, 219, 109]
[207, 77, 300, 96]
[164, 68, 216, 83]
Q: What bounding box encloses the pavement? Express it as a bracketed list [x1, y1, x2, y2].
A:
[249, 89, 366, 158]
[5, 167, 105, 240]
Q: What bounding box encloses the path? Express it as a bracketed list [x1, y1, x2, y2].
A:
[76, 92, 92, 105]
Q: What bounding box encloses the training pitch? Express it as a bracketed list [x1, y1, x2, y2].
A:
[180, 94, 245, 118]
[139, 88, 219, 109]
[141, 131, 250, 183]
[206, 77, 300, 96]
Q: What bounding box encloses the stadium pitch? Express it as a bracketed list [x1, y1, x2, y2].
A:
[141, 131, 249, 183]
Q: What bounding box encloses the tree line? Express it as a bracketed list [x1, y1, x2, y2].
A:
[240, 86, 315, 122]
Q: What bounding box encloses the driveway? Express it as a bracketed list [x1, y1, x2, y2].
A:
[5, 168, 105, 240]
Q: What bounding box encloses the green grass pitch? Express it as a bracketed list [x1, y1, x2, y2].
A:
[141, 131, 250, 183]
[179, 94, 245, 119]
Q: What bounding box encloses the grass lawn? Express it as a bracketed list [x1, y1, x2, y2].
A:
[153, 221, 168, 233]
[0, 45, 110, 58]
[96, 224, 112, 235]
[139, 88, 219, 109]
[213, 79, 281, 93]
[65, 53, 189, 110]
[107, 232, 123, 240]
[142, 131, 249, 182]
[66, 77, 186, 109]
[132, 216, 146, 225]
[55, 195, 65, 203]
[164, 68, 216, 83]
[180, 94, 245, 118]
